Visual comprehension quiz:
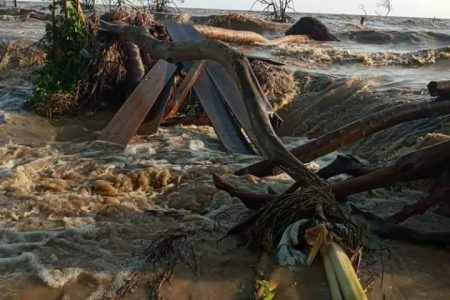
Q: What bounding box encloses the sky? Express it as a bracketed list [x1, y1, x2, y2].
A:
[178, 0, 450, 19]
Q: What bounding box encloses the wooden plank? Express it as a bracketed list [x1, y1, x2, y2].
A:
[136, 77, 174, 135]
[164, 60, 206, 118]
[99, 60, 177, 146]
[180, 24, 278, 121]
[167, 23, 270, 154]
[166, 23, 254, 154]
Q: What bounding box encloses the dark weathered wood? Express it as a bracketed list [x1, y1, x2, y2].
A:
[180, 24, 282, 130]
[101, 20, 316, 182]
[386, 185, 450, 224]
[194, 68, 254, 154]
[165, 23, 254, 154]
[164, 60, 206, 118]
[350, 204, 450, 247]
[99, 60, 177, 146]
[316, 155, 373, 179]
[136, 77, 174, 135]
[166, 23, 281, 154]
[331, 141, 450, 197]
[428, 80, 450, 97]
[236, 100, 450, 177]
[216, 141, 450, 210]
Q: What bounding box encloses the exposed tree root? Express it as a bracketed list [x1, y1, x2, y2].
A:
[236, 100, 450, 178]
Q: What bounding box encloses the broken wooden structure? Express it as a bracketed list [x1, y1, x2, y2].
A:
[99, 23, 281, 155]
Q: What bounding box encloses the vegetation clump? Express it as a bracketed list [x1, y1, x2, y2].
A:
[27, 0, 88, 117]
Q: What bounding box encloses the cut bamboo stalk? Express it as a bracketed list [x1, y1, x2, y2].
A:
[321, 246, 343, 300]
[327, 242, 367, 300]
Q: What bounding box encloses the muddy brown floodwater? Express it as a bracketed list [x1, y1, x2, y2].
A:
[1, 2, 450, 300]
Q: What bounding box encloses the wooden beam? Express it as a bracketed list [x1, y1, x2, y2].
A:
[136, 76, 174, 136]
[165, 23, 254, 154]
[98, 60, 177, 146]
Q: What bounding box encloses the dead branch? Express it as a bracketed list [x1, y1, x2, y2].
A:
[236, 100, 450, 177]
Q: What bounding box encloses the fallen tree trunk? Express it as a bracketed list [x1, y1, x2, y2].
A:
[428, 80, 450, 97]
[194, 24, 310, 45]
[100, 20, 322, 182]
[216, 140, 450, 209]
[236, 100, 450, 177]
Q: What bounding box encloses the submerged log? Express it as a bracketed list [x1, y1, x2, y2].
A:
[428, 80, 450, 97]
[236, 100, 450, 177]
[194, 24, 310, 45]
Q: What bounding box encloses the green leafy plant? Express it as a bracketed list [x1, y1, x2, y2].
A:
[257, 280, 276, 300]
[27, 0, 88, 117]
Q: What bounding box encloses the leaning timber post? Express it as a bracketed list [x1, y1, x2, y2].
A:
[99, 20, 318, 183]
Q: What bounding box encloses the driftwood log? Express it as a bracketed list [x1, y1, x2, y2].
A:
[194, 25, 310, 45]
[236, 100, 450, 177]
[428, 80, 450, 97]
[100, 20, 323, 182]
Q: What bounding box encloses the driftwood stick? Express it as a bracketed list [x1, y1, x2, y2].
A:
[100, 20, 318, 182]
[236, 100, 450, 177]
[386, 185, 450, 224]
[194, 24, 309, 45]
[428, 80, 450, 97]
